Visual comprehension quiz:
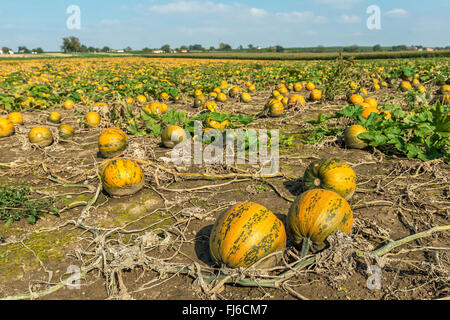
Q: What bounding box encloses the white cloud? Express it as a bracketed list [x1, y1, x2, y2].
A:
[100, 20, 121, 25]
[315, 0, 361, 10]
[249, 8, 268, 18]
[276, 11, 327, 24]
[147, 1, 230, 14]
[385, 9, 410, 18]
[337, 15, 361, 24]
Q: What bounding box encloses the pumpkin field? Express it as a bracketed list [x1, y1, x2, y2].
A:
[0, 56, 449, 300]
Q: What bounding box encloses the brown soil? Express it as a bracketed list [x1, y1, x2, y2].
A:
[0, 86, 448, 301]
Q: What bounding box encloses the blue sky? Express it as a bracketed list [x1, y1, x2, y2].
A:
[1, 0, 449, 51]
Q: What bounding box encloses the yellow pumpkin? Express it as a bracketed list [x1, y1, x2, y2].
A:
[48, 112, 62, 124]
[400, 81, 413, 92]
[209, 201, 286, 268]
[349, 94, 364, 106]
[293, 82, 303, 92]
[216, 92, 227, 102]
[98, 128, 128, 158]
[287, 189, 353, 256]
[268, 101, 284, 117]
[58, 124, 74, 140]
[364, 97, 378, 109]
[344, 125, 369, 149]
[136, 95, 147, 104]
[302, 158, 356, 200]
[194, 95, 207, 108]
[29, 126, 53, 147]
[240, 92, 251, 103]
[0, 118, 15, 138]
[161, 125, 188, 148]
[7, 112, 23, 125]
[306, 82, 315, 91]
[63, 100, 75, 109]
[229, 86, 242, 98]
[204, 101, 218, 112]
[160, 92, 169, 101]
[85, 112, 101, 127]
[362, 106, 380, 119]
[101, 158, 145, 197]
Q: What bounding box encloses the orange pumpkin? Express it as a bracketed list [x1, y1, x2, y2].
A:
[63, 100, 75, 109]
[209, 201, 286, 268]
[306, 82, 315, 91]
[349, 94, 364, 106]
[309, 89, 322, 101]
[344, 125, 369, 149]
[86, 112, 101, 127]
[98, 128, 128, 158]
[0, 118, 15, 138]
[216, 92, 227, 102]
[7, 112, 23, 125]
[288, 94, 306, 107]
[161, 125, 188, 148]
[204, 101, 218, 112]
[364, 97, 378, 109]
[136, 95, 147, 104]
[362, 106, 380, 119]
[293, 82, 303, 92]
[400, 81, 412, 92]
[303, 158, 356, 200]
[101, 158, 145, 197]
[29, 126, 53, 147]
[194, 95, 207, 108]
[287, 189, 353, 256]
[240, 92, 251, 103]
[229, 86, 242, 98]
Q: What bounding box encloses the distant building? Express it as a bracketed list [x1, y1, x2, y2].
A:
[152, 49, 164, 54]
[426, 47, 434, 52]
[0, 49, 14, 55]
[181, 49, 189, 53]
[111, 49, 125, 53]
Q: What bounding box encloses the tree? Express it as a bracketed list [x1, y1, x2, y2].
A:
[161, 44, 171, 53]
[101, 46, 110, 53]
[142, 47, 152, 53]
[80, 45, 88, 53]
[33, 48, 44, 54]
[18, 46, 31, 54]
[392, 45, 408, 51]
[248, 44, 254, 50]
[87, 46, 97, 53]
[61, 36, 82, 53]
[219, 43, 232, 51]
[343, 45, 360, 53]
[209, 46, 215, 51]
[2, 47, 11, 54]
[125, 46, 133, 52]
[373, 44, 382, 52]
[189, 44, 204, 51]
[275, 45, 284, 52]
[315, 45, 326, 53]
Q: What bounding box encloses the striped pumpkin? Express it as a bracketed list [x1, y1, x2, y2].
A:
[161, 125, 187, 148]
[29, 126, 53, 147]
[98, 128, 128, 158]
[209, 202, 286, 268]
[344, 125, 369, 149]
[303, 158, 356, 200]
[101, 158, 144, 197]
[287, 189, 353, 256]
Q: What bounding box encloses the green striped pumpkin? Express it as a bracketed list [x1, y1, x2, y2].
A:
[209, 202, 286, 268]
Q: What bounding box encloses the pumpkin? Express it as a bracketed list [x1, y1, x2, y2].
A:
[379, 110, 391, 120]
[303, 158, 356, 200]
[213, 87, 222, 95]
[272, 90, 281, 98]
[229, 86, 242, 98]
[209, 201, 286, 268]
[372, 83, 381, 91]
[350, 82, 359, 90]
[126, 97, 134, 104]
[98, 128, 128, 158]
[364, 97, 378, 109]
[7, 112, 23, 125]
[309, 89, 322, 101]
[220, 80, 228, 90]
[400, 81, 412, 92]
[268, 101, 284, 117]
[48, 112, 61, 124]
[288, 94, 306, 107]
[287, 189, 353, 256]
[278, 86, 289, 96]
[136, 95, 147, 104]
[160, 92, 169, 101]
[63, 100, 75, 109]
[293, 82, 303, 92]
[440, 85, 450, 94]
[240, 92, 251, 103]
[29, 126, 53, 147]
[204, 101, 218, 112]
[248, 85, 256, 93]
[344, 125, 369, 149]
[362, 106, 379, 119]
[58, 124, 74, 140]
[349, 94, 364, 106]
[0, 118, 15, 138]
[161, 125, 188, 148]
[194, 95, 207, 108]
[85, 112, 101, 127]
[101, 158, 145, 197]
[144, 102, 167, 114]
[216, 92, 227, 102]
[194, 89, 203, 97]
[306, 82, 315, 91]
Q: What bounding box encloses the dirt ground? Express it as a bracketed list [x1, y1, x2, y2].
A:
[0, 86, 449, 301]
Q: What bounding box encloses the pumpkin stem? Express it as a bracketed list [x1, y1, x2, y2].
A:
[299, 238, 311, 258]
[313, 178, 321, 187]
